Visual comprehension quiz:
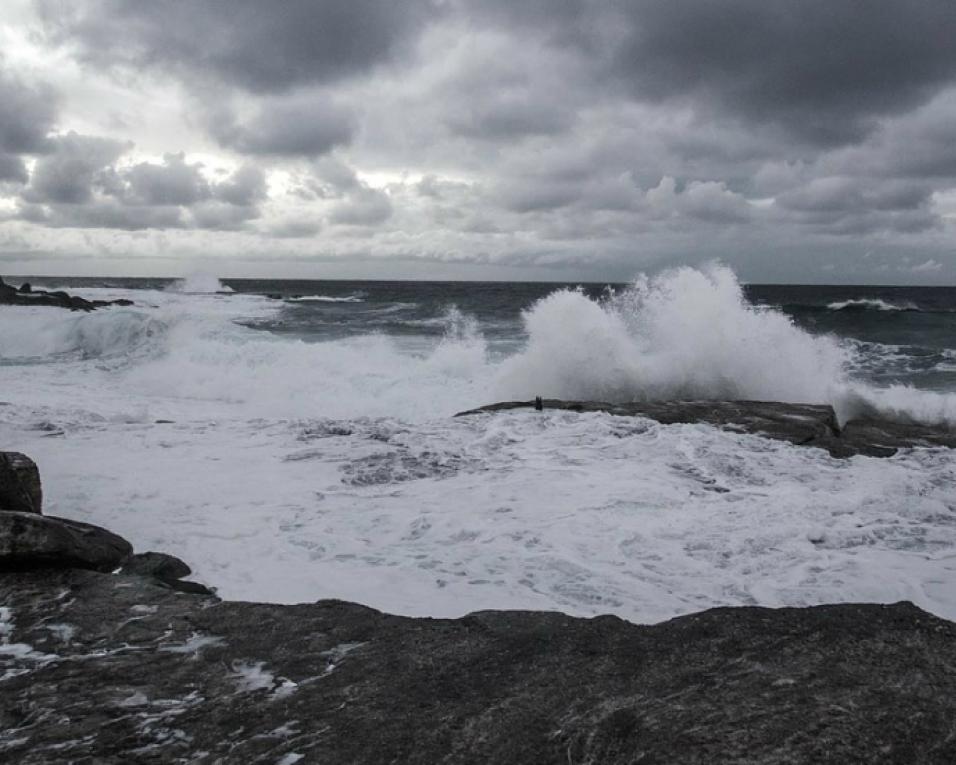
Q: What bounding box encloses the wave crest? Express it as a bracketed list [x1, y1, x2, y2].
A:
[495, 265, 850, 405]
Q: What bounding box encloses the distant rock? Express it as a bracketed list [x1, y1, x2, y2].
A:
[2, 570, 956, 763]
[457, 399, 956, 458]
[0, 276, 133, 311]
[0, 452, 42, 513]
[0, 512, 132, 572]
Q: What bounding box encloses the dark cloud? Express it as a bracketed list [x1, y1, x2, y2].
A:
[472, 0, 956, 147]
[0, 65, 58, 155]
[211, 95, 356, 156]
[0, 154, 28, 184]
[37, 0, 440, 93]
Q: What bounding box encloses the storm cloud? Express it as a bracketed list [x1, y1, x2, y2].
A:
[0, 0, 954, 281]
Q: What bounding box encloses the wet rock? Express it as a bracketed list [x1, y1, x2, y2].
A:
[457, 399, 956, 458]
[0, 512, 132, 572]
[1, 569, 955, 763]
[0, 452, 42, 513]
[119, 551, 191, 580]
[0, 277, 133, 311]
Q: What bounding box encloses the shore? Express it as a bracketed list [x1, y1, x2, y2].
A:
[3, 403, 956, 762]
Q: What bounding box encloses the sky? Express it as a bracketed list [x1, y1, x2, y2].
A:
[1, 0, 955, 283]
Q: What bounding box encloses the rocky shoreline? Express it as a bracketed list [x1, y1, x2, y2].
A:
[457, 398, 956, 458]
[0, 276, 133, 311]
[3, 403, 956, 762]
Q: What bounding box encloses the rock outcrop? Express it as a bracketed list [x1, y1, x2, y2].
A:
[2, 570, 956, 763]
[0, 451, 42, 513]
[0, 276, 133, 311]
[456, 399, 956, 458]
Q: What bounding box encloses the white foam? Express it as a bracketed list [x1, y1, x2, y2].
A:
[286, 295, 363, 303]
[165, 274, 233, 294]
[827, 298, 918, 312]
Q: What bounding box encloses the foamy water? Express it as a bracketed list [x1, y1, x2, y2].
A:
[2, 266, 956, 622]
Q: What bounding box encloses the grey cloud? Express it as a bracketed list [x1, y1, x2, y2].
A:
[123, 153, 210, 206]
[776, 178, 933, 215]
[212, 95, 356, 156]
[0, 65, 58, 154]
[38, 0, 440, 93]
[262, 219, 323, 239]
[330, 185, 392, 226]
[188, 200, 258, 231]
[646, 177, 751, 224]
[0, 154, 28, 184]
[22, 132, 129, 204]
[17, 136, 266, 231]
[213, 165, 267, 206]
[472, 0, 956, 147]
[446, 95, 572, 140]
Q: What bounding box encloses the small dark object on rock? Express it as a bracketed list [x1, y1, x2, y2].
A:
[0, 451, 42, 513]
[17, 282, 31, 293]
[535, 396, 543, 411]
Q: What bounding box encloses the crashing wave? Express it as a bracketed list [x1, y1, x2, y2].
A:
[165, 274, 233, 294]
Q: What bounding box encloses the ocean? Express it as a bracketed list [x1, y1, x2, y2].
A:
[1, 265, 955, 622]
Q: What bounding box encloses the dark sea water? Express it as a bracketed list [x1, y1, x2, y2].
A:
[25, 275, 956, 393]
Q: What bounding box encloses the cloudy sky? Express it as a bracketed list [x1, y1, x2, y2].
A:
[1, 0, 955, 282]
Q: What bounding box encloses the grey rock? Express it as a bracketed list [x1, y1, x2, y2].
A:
[0, 452, 42, 513]
[117, 551, 214, 595]
[0, 512, 132, 572]
[119, 551, 191, 580]
[457, 399, 956, 458]
[2, 569, 956, 763]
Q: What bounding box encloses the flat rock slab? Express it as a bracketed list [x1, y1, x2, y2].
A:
[456, 399, 956, 457]
[0, 452, 42, 513]
[0, 512, 132, 572]
[2, 570, 956, 763]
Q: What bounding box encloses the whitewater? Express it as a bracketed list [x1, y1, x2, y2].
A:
[2, 266, 956, 623]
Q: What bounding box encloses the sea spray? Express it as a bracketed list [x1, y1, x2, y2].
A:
[495, 264, 850, 405]
[165, 274, 233, 294]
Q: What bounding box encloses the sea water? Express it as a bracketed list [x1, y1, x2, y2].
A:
[1, 265, 955, 622]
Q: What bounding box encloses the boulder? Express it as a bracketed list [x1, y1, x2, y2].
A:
[0, 512, 132, 572]
[119, 550, 191, 580]
[1, 569, 956, 763]
[0, 451, 42, 513]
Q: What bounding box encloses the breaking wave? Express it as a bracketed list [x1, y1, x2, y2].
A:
[165, 274, 233, 294]
[496, 265, 849, 406]
[0, 308, 167, 363]
[3, 264, 956, 427]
